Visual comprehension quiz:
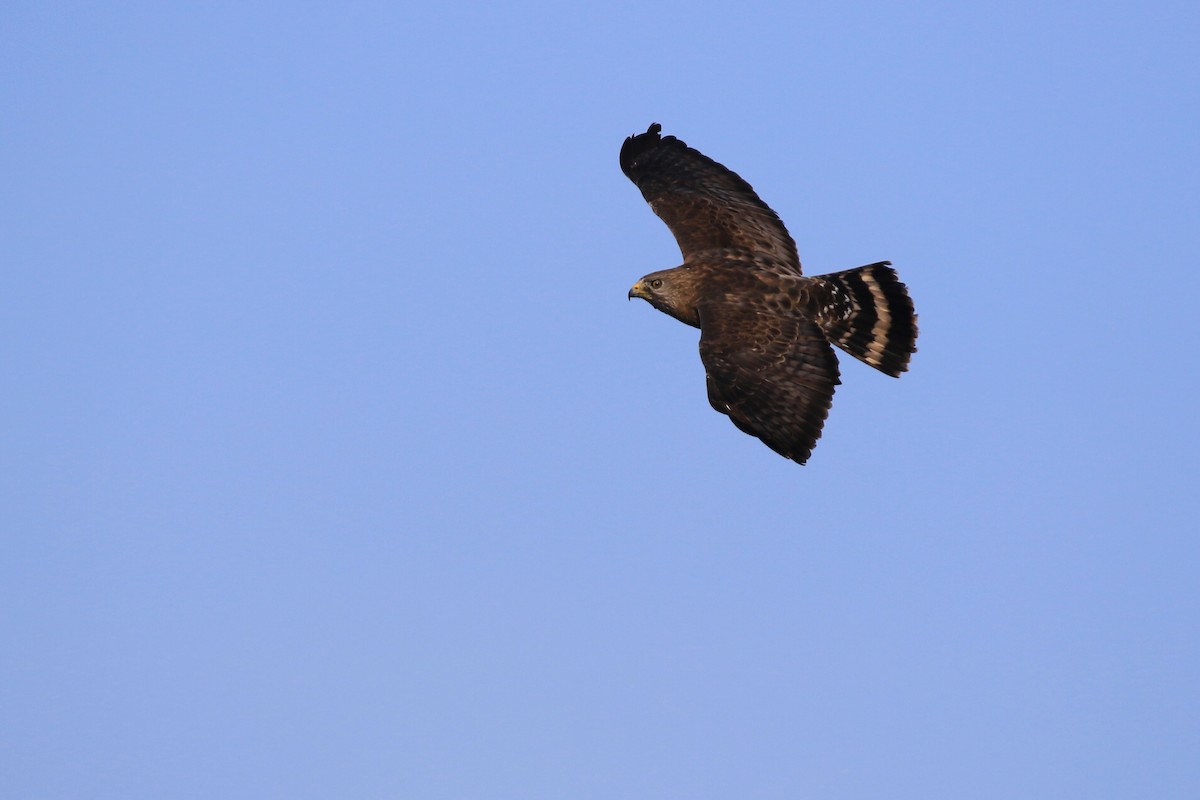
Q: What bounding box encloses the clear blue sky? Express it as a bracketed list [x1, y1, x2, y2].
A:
[3, 2, 1198, 797]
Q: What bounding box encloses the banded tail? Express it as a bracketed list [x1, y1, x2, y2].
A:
[809, 261, 918, 377]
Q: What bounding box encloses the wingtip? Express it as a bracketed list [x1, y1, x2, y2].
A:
[620, 122, 665, 176]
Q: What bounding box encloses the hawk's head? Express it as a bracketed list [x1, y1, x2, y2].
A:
[627, 274, 664, 302]
[628, 268, 701, 328]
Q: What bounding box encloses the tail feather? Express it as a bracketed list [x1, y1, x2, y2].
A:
[809, 261, 917, 377]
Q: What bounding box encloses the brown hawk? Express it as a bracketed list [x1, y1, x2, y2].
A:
[622, 123, 918, 464]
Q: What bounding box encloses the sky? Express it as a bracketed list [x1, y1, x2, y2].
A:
[3, 1, 1198, 797]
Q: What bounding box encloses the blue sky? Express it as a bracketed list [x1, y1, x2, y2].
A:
[3, 1, 1198, 797]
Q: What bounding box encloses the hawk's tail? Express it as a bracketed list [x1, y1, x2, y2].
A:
[810, 262, 918, 377]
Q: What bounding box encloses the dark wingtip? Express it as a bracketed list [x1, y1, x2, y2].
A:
[620, 122, 664, 176]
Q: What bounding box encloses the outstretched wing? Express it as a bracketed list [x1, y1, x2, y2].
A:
[620, 123, 802, 273]
[698, 297, 840, 464]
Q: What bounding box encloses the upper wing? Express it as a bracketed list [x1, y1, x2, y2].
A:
[620, 123, 802, 273]
[698, 298, 840, 464]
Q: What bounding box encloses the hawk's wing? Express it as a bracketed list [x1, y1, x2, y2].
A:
[698, 299, 840, 464]
[620, 123, 802, 273]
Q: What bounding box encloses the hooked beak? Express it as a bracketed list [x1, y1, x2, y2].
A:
[628, 280, 646, 301]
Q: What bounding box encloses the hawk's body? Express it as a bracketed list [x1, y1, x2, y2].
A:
[623, 123, 917, 464]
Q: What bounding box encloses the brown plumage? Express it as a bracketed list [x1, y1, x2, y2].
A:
[623, 123, 917, 464]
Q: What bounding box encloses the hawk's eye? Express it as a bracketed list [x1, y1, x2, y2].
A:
[649, 278, 663, 289]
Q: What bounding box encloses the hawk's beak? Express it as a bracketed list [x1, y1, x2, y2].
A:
[628, 280, 645, 301]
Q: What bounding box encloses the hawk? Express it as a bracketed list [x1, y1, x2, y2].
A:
[622, 123, 917, 464]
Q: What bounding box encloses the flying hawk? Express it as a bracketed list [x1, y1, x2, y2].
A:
[623, 123, 917, 464]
